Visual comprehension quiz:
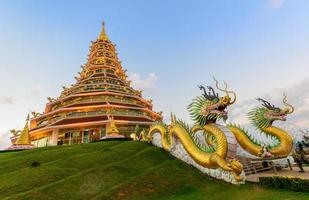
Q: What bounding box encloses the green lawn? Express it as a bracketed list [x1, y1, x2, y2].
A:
[0, 141, 308, 200]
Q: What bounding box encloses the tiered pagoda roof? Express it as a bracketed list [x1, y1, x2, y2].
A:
[28, 22, 162, 137]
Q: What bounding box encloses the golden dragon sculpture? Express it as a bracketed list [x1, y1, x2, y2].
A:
[131, 77, 295, 183]
[132, 78, 245, 183]
[227, 94, 294, 158]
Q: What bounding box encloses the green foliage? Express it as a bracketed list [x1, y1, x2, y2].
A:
[0, 142, 308, 199]
[30, 161, 41, 168]
[260, 176, 309, 193]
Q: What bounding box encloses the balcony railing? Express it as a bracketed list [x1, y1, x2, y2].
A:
[52, 91, 144, 111]
[34, 109, 153, 130]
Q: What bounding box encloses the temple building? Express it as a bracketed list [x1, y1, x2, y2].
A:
[10, 22, 162, 147]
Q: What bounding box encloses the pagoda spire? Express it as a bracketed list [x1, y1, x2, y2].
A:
[98, 21, 109, 41]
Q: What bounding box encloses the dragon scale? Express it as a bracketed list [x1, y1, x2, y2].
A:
[228, 126, 293, 157]
[148, 122, 243, 181]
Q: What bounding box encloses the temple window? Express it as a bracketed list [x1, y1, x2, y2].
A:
[96, 69, 103, 73]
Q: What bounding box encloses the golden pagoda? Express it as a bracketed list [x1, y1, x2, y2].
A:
[8, 115, 35, 150]
[11, 22, 162, 147]
[15, 122, 31, 145]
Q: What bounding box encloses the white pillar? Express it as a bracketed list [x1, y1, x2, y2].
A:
[81, 129, 84, 144]
[51, 129, 59, 146]
[69, 132, 72, 145]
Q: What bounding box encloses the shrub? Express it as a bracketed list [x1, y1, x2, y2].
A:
[31, 161, 41, 168]
[259, 176, 309, 192]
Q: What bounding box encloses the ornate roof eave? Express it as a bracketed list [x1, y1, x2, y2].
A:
[60, 73, 129, 97]
[29, 119, 156, 135]
[84, 64, 120, 71]
[31, 103, 160, 122]
[44, 91, 153, 110]
[65, 82, 132, 92]
[79, 75, 127, 85]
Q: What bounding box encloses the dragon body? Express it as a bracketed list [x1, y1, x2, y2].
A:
[228, 126, 293, 157]
[148, 121, 243, 181]
[227, 95, 294, 157]
[144, 78, 245, 183]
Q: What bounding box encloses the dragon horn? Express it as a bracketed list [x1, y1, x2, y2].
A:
[283, 93, 294, 114]
[256, 98, 276, 110]
[224, 81, 237, 104]
[212, 76, 236, 104]
[207, 86, 218, 97]
[213, 76, 228, 97]
[198, 85, 208, 99]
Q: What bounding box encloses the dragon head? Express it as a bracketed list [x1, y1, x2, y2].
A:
[248, 93, 294, 129]
[188, 77, 236, 126]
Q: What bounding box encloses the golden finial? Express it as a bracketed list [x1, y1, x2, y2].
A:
[98, 21, 109, 41]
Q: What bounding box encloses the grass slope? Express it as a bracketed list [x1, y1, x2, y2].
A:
[0, 141, 308, 200]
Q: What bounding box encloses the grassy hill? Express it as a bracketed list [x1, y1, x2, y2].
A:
[0, 141, 308, 200]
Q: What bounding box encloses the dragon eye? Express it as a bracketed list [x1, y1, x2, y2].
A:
[220, 96, 230, 104]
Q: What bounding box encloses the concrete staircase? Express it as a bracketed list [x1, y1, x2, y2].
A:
[236, 156, 272, 175]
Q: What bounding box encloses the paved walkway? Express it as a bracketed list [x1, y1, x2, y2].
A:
[246, 166, 309, 182]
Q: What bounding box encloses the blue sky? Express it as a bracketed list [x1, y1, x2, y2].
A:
[0, 0, 309, 148]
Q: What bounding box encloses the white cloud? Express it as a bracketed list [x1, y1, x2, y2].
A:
[128, 72, 158, 91]
[229, 78, 309, 141]
[267, 0, 285, 9]
[0, 131, 11, 150]
[228, 99, 256, 125]
[0, 96, 14, 104]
